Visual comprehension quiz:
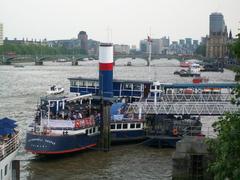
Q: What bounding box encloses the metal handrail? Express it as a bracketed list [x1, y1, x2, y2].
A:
[0, 132, 20, 161]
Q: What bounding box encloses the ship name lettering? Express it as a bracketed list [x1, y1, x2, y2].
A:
[44, 139, 56, 145]
[28, 138, 43, 142]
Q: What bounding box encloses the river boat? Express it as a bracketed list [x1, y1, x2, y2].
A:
[46, 85, 64, 95]
[180, 61, 192, 68]
[178, 63, 201, 77]
[13, 64, 24, 68]
[25, 94, 99, 155]
[126, 62, 132, 66]
[0, 118, 20, 180]
[192, 76, 209, 84]
[110, 103, 146, 143]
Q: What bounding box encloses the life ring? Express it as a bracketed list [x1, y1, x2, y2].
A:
[172, 128, 178, 136]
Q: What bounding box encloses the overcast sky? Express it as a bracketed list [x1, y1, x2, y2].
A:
[0, 0, 239, 46]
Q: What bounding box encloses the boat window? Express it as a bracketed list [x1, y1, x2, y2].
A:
[117, 124, 122, 129]
[89, 128, 92, 134]
[4, 165, 7, 176]
[79, 81, 86, 87]
[86, 129, 88, 135]
[71, 80, 77, 87]
[130, 123, 135, 129]
[133, 84, 141, 90]
[123, 83, 132, 90]
[93, 127, 96, 133]
[136, 123, 141, 128]
[111, 124, 115, 129]
[123, 124, 128, 129]
[86, 81, 94, 87]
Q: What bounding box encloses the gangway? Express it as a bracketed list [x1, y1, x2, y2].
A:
[148, 93, 233, 102]
[127, 101, 239, 116]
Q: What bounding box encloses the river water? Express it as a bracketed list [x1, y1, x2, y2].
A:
[0, 58, 235, 179]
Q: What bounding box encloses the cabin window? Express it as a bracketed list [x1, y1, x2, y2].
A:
[93, 127, 96, 133]
[71, 80, 77, 87]
[123, 124, 128, 129]
[4, 165, 7, 176]
[111, 124, 115, 129]
[133, 84, 141, 90]
[89, 128, 92, 134]
[136, 123, 141, 128]
[130, 123, 135, 129]
[117, 124, 122, 129]
[86, 129, 88, 135]
[123, 83, 132, 90]
[86, 81, 95, 87]
[79, 81, 86, 87]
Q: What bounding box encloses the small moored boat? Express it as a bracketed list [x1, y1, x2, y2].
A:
[47, 85, 64, 95]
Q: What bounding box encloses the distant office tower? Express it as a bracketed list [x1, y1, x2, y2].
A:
[206, 12, 228, 59]
[140, 40, 148, 53]
[78, 31, 88, 53]
[160, 36, 170, 54]
[185, 38, 192, 47]
[113, 44, 130, 54]
[179, 39, 185, 46]
[209, 12, 225, 34]
[0, 23, 3, 45]
[151, 39, 161, 54]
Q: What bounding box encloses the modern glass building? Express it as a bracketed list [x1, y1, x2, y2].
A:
[209, 12, 225, 34]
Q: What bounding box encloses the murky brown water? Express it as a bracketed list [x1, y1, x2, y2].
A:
[0, 59, 235, 179]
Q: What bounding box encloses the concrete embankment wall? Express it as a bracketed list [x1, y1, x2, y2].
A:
[172, 136, 213, 180]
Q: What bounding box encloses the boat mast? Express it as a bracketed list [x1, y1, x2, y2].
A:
[147, 35, 152, 80]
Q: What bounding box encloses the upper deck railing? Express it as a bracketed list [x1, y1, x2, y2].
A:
[0, 132, 20, 161]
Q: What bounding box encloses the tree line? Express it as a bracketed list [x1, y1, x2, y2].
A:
[0, 43, 87, 55]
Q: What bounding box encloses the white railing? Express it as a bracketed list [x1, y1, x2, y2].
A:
[159, 93, 233, 102]
[127, 101, 239, 115]
[0, 132, 20, 161]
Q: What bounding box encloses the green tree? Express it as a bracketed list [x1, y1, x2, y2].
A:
[0, 43, 87, 56]
[207, 32, 240, 180]
[208, 112, 240, 179]
[231, 33, 240, 59]
[195, 44, 206, 57]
